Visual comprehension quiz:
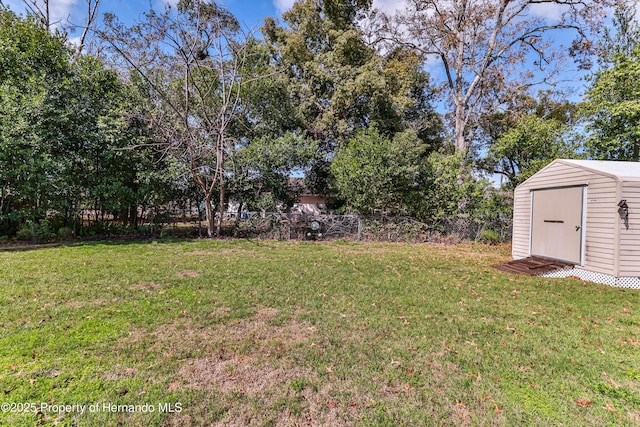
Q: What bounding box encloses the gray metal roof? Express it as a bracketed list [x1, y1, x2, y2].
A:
[559, 159, 640, 179]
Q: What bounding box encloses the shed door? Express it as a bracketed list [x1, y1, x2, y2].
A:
[531, 186, 584, 264]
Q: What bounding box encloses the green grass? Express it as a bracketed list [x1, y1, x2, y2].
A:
[0, 239, 639, 426]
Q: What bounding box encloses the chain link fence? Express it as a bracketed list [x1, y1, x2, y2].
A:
[230, 212, 512, 243]
[72, 207, 512, 243]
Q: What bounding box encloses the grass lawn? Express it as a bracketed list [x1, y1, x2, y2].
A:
[0, 239, 639, 426]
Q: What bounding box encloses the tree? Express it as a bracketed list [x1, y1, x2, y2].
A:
[421, 151, 493, 221]
[64, 57, 173, 231]
[231, 133, 318, 213]
[262, 0, 442, 193]
[331, 131, 495, 221]
[0, 8, 165, 237]
[583, 1, 640, 161]
[380, 0, 611, 153]
[0, 8, 73, 233]
[487, 114, 578, 187]
[331, 126, 429, 216]
[595, 0, 639, 63]
[101, 0, 257, 237]
[479, 91, 580, 187]
[223, 40, 318, 213]
[11, 0, 102, 58]
[262, 0, 379, 146]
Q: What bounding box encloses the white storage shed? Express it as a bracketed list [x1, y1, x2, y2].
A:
[512, 159, 640, 287]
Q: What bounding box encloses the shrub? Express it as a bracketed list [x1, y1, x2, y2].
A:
[479, 229, 500, 245]
[16, 220, 56, 242]
[15, 226, 31, 240]
[79, 222, 127, 237]
[58, 226, 74, 239]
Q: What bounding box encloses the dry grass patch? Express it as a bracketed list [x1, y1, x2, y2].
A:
[175, 354, 359, 426]
[331, 245, 399, 255]
[175, 270, 199, 278]
[104, 365, 137, 381]
[131, 281, 162, 291]
[182, 250, 215, 256]
[146, 307, 365, 425]
[182, 248, 263, 257]
[222, 308, 315, 349]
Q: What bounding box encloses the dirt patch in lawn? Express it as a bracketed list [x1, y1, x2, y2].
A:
[178, 354, 313, 397]
[104, 365, 137, 380]
[182, 250, 215, 256]
[124, 307, 315, 361]
[131, 281, 162, 291]
[182, 248, 260, 257]
[117, 307, 368, 425]
[62, 298, 110, 309]
[175, 270, 200, 278]
[160, 308, 358, 425]
[175, 355, 357, 426]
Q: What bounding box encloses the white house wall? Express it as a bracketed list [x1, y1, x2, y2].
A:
[512, 161, 618, 276]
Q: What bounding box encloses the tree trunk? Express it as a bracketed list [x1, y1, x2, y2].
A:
[197, 201, 203, 237]
[204, 196, 215, 238]
[0, 187, 5, 217]
[216, 173, 224, 236]
[454, 102, 467, 152]
[215, 133, 225, 237]
[634, 140, 639, 162]
[129, 203, 138, 229]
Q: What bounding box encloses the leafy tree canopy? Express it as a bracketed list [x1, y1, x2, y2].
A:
[583, 0, 640, 161]
[479, 91, 581, 188]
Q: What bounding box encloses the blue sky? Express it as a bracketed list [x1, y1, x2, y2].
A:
[1, 0, 587, 62]
[1, 0, 406, 33]
[1, 0, 618, 102]
[3, 0, 290, 31]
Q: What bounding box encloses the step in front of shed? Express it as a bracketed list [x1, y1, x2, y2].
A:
[493, 256, 574, 276]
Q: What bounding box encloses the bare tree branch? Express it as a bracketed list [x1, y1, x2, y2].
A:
[377, 0, 611, 152]
[72, 0, 100, 60]
[99, 0, 262, 237]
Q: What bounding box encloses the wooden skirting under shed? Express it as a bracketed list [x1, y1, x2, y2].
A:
[493, 256, 574, 276]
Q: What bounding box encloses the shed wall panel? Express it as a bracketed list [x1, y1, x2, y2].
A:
[512, 185, 532, 259]
[586, 241, 616, 252]
[618, 180, 640, 276]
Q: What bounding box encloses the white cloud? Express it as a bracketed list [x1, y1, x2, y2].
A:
[372, 0, 405, 15]
[528, 3, 564, 22]
[273, 0, 296, 15]
[3, 0, 79, 27]
[66, 34, 82, 47]
[50, 0, 79, 24]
